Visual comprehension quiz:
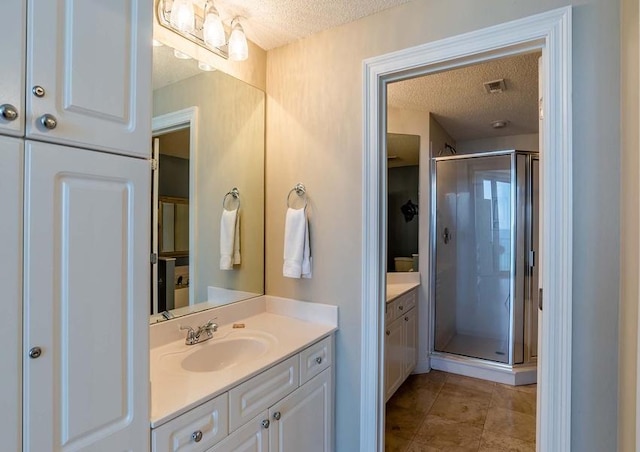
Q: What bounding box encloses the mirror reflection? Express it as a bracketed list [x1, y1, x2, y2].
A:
[387, 133, 420, 272]
[151, 44, 265, 323]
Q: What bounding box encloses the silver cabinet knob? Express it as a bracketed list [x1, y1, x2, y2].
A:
[0, 104, 18, 121]
[32, 85, 46, 97]
[273, 411, 281, 420]
[29, 347, 42, 359]
[315, 356, 322, 365]
[385, 330, 390, 336]
[404, 316, 409, 321]
[40, 114, 57, 130]
[191, 430, 203, 442]
[399, 305, 404, 311]
[261, 419, 270, 429]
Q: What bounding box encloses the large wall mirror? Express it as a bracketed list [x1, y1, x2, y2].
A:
[151, 44, 265, 323]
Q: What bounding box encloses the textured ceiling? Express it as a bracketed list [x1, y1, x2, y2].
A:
[387, 51, 540, 141]
[207, 0, 413, 50]
[153, 45, 204, 91]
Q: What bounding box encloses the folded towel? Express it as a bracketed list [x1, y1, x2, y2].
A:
[220, 208, 240, 270]
[283, 207, 312, 278]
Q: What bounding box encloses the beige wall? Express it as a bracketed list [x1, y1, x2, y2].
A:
[266, 0, 620, 450]
[154, 71, 265, 306]
[619, 0, 638, 449]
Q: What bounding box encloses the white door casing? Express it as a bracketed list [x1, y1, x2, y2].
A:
[361, 7, 572, 452]
[25, 0, 152, 157]
[23, 141, 150, 451]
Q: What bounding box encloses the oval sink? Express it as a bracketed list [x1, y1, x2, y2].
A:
[181, 337, 269, 373]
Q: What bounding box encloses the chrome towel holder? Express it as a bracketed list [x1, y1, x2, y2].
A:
[287, 183, 307, 209]
[223, 187, 241, 210]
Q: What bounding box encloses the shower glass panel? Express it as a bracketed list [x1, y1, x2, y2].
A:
[433, 154, 513, 364]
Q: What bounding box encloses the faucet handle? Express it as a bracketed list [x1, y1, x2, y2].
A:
[204, 318, 218, 330]
[179, 325, 197, 344]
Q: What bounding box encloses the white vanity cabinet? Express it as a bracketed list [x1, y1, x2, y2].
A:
[0, 0, 151, 157]
[0, 0, 26, 137]
[385, 288, 418, 402]
[23, 141, 150, 451]
[0, 136, 23, 452]
[154, 335, 334, 452]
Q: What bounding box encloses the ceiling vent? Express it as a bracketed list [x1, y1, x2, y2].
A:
[484, 79, 507, 94]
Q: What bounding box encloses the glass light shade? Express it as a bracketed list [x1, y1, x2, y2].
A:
[228, 20, 248, 61]
[198, 61, 216, 71]
[203, 9, 225, 48]
[170, 0, 195, 33]
[152, 39, 164, 47]
[173, 49, 192, 60]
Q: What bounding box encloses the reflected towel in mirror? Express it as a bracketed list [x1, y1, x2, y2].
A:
[220, 207, 240, 270]
[283, 207, 311, 278]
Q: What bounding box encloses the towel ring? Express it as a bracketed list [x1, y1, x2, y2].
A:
[223, 187, 241, 210]
[286, 183, 307, 209]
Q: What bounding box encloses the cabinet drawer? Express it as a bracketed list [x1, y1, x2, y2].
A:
[229, 355, 299, 432]
[152, 393, 228, 452]
[395, 290, 416, 319]
[384, 300, 394, 325]
[300, 336, 332, 385]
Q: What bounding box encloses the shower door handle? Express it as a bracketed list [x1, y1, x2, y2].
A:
[442, 227, 451, 244]
[538, 288, 543, 311]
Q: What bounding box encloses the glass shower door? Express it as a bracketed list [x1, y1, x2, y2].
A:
[433, 155, 513, 364]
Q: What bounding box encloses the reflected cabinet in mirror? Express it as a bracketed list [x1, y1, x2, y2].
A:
[151, 44, 265, 322]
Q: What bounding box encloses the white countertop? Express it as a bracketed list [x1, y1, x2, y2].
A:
[386, 282, 420, 303]
[150, 308, 336, 428]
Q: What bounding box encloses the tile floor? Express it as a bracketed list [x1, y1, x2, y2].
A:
[385, 370, 536, 451]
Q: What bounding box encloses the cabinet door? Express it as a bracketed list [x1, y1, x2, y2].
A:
[269, 368, 333, 452]
[0, 136, 23, 452]
[385, 317, 403, 401]
[26, 0, 151, 157]
[0, 0, 25, 137]
[208, 411, 269, 452]
[23, 141, 150, 451]
[403, 308, 418, 378]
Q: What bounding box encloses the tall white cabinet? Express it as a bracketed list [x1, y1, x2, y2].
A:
[1, 0, 152, 450]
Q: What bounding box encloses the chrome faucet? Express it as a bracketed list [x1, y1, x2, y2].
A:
[179, 318, 218, 345]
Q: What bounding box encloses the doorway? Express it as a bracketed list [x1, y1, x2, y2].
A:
[361, 7, 572, 452]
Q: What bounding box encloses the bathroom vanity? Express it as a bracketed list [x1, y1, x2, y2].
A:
[385, 274, 420, 402]
[150, 296, 337, 452]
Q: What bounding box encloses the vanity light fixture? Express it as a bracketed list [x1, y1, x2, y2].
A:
[169, 0, 195, 33]
[203, 2, 225, 48]
[157, 0, 250, 62]
[228, 17, 248, 62]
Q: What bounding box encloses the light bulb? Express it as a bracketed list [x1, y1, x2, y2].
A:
[203, 4, 225, 48]
[170, 0, 195, 33]
[228, 18, 248, 61]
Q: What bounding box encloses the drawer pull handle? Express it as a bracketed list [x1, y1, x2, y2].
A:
[40, 114, 57, 130]
[386, 330, 390, 336]
[405, 316, 409, 321]
[0, 104, 18, 121]
[262, 419, 270, 429]
[315, 356, 323, 365]
[399, 305, 404, 310]
[192, 430, 203, 442]
[29, 347, 42, 359]
[32, 85, 46, 97]
[273, 411, 281, 420]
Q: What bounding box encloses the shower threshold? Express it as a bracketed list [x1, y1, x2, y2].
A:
[439, 333, 509, 364]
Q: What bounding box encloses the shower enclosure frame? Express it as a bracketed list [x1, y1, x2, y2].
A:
[429, 149, 539, 368]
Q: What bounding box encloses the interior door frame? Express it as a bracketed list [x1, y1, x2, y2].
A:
[152, 106, 199, 309]
[360, 7, 572, 451]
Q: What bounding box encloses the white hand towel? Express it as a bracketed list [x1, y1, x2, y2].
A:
[283, 207, 312, 278]
[220, 208, 240, 270]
